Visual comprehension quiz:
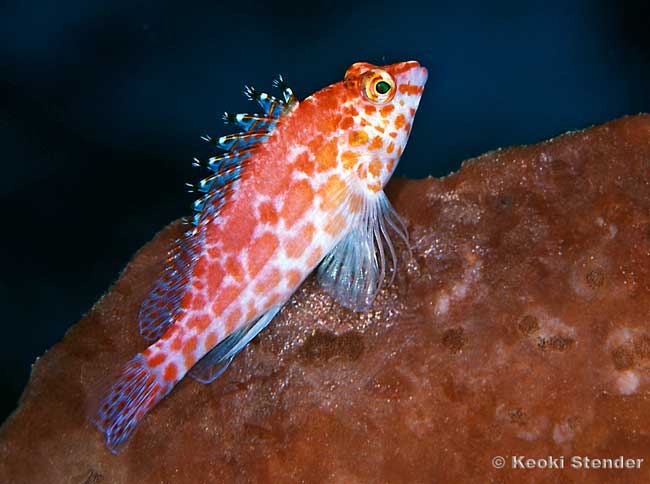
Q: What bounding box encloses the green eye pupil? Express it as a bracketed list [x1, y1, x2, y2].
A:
[375, 80, 391, 94]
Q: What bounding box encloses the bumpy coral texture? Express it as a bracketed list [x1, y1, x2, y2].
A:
[1, 115, 650, 483]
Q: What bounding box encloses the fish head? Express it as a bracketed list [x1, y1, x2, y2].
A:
[340, 60, 428, 194]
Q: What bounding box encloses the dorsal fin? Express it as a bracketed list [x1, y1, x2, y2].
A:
[138, 76, 297, 342]
[190, 76, 297, 229]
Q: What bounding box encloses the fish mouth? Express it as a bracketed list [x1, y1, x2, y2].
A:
[396, 60, 428, 89]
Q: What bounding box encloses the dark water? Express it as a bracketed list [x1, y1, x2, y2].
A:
[1, 0, 649, 423]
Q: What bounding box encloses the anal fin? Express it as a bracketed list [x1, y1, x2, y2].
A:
[189, 305, 282, 384]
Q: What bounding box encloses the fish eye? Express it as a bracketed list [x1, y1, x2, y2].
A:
[362, 70, 395, 104]
[375, 80, 391, 94]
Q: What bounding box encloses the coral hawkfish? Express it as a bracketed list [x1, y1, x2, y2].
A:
[94, 60, 428, 452]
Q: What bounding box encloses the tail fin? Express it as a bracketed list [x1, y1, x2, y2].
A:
[92, 354, 171, 453]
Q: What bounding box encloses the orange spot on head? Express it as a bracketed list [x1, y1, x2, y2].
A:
[315, 139, 338, 172]
[368, 159, 382, 177]
[349, 130, 369, 147]
[386, 142, 395, 154]
[364, 105, 376, 115]
[318, 175, 347, 211]
[280, 179, 315, 226]
[285, 223, 316, 259]
[369, 136, 383, 151]
[247, 233, 279, 278]
[394, 114, 406, 129]
[147, 352, 166, 367]
[341, 150, 359, 169]
[286, 269, 302, 288]
[211, 284, 241, 316]
[380, 104, 395, 117]
[163, 362, 178, 382]
[204, 331, 218, 351]
[225, 307, 242, 333]
[258, 201, 279, 225]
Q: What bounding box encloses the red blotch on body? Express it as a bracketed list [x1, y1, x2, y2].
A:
[286, 269, 302, 288]
[207, 264, 225, 298]
[254, 268, 282, 295]
[183, 336, 198, 367]
[280, 180, 314, 225]
[225, 256, 245, 283]
[193, 255, 209, 278]
[245, 303, 257, 323]
[318, 175, 347, 211]
[225, 307, 242, 333]
[216, 207, 256, 252]
[187, 314, 211, 332]
[285, 223, 315, 259]
[204, 332, 218, 351]
[247, 233, 279, 278]
[146, 352, 166, 367]
[293, 151, 314, 176]
[191, 294, 206, 311]
[307, 247, 323, 267]
[315, 139, 339, 172]
[258, 201, 279, 225]
[340, 116, 354, 130]
[171, 336, 183, 352]
[325, 214, 346, 236]
[211, 284, 241, 316]
[163, 363, 178, 382]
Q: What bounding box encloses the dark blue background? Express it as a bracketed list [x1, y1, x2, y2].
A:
[1, 0, 649, 422]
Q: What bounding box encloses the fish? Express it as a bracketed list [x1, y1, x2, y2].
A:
[93, 60, 428, 453]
